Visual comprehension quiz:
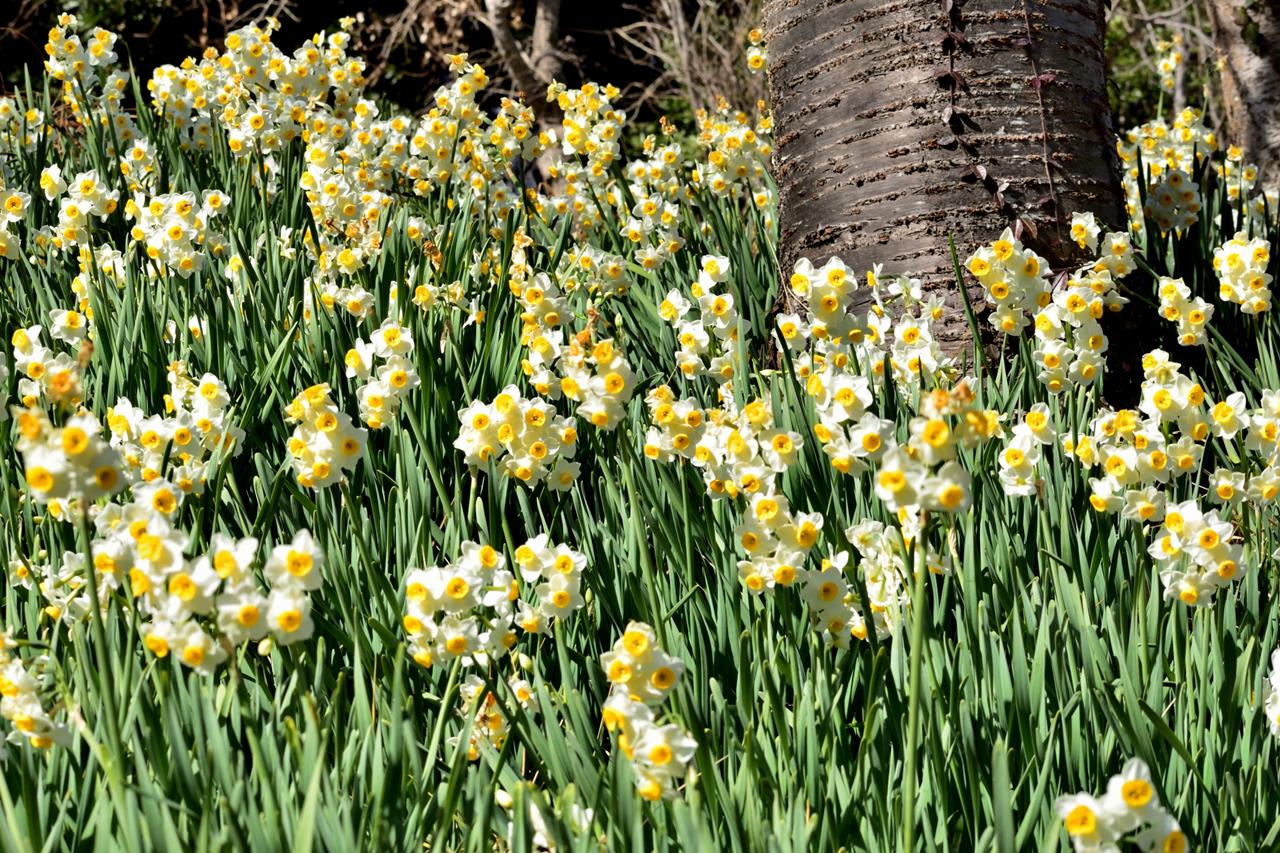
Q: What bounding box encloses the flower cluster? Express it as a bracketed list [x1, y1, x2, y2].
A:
[401, 542, 516, 669]
[0, 633, 69, 752]
[968, 229, 1130, 391]
[835, 518, 946, 643]
[403, 536, 588, 671]
[734, 491, 823, 594]
[1157, 276, 1214, 346]
[511, 535, 588, 634]
[1143, 167, 1200, 234]
[873, 382, 1003, 515]
[133, 527, 325, 669]
[283, 383, 368, 489]
[150, 18, 365, 163]
[16, 412, 323, 666]
[345, 318, 420, 428]
[0, 97, 45, 153]
[1213, 231, 1272, 315]
[40, 167, 120, 251]
[1146, 499, 1243, 607]
[550, 81, 625, 188]
[746, 28, 767, 73]
[692, 98, 773, 206]
[0, 181, 29, 260]
[659, 254, 740, 381]
[966, 229, 1052, 336]
[1032, 264, 1127, 392]
[643, 388, 802, 498]
[453, 673, 535, 761]
[554, 337, 637, 431]
[455, 386, 579, 489]
[11, 321, 87, 411]
[43, 15, 139, 157]
[600, 623, 697, 800]
[14, 407, 123, 511]
[997, 404, 1057, 497]
[797, 267, 952, 392]
[1156, 35, 1184, 94]
[124, 189, 231, 278]
[1054, 758, 1185, 852]
[107, 362, 244, 493]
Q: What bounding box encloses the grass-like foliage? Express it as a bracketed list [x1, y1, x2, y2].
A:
[0, 13, 1278, 852]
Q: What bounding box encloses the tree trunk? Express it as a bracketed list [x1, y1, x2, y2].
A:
[1208, 0, 1280, 184]
[762, 0, 1124, 350]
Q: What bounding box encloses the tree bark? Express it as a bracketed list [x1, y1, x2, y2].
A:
[484, 0, 566, 118]
[1208, 0, 1280, 184]
[762, 0, 1125, 350]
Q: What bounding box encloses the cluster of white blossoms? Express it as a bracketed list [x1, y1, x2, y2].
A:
[545, 82, 626, 234]
[0, 180, 30, 260]
[14, 407, 123, 512]
[1146, 499, 1243, 607]
[966, 229, 1053, 336]
[1117, 108, 1217, 240]
[509, 251, 641, 431]
[788, 260, 953, 393]
[0, 97, 45, 153]
[344, 318, 420, 429]
[838, 517, 947, 642]
[1144, 168, 1200, 235]
[401, 542, 517, 669]
[1155, 34, 1184, 94]
[619, 139, 686, 272]
[13, 411, 322, 666]
[1032, 264, 1127, 392]
[1265, 647, 1280, 738]
[1157, 276, 1214, 346]
[408, 55, 540, 211]
[746, 27, 767, 74]
[600, 623, 697, 800]
[453, 673, 536, 762]
[969, 226, 1130, 392]
[641, 382, 882, 649]
[643, 388, 802, 499]
[511, 536, 588, 635]
[692, 97, 773, 210]
[107, 362, 244, 494]
[44, 15, 140, 158]
[38, 167, 120, 252]
[11, 318, 89, 411]
[996, 404, 1058, 497]
[0, 632, 69, 753]
[402, 537, 588, 670]
[554, 337, 637, 431]
[283, 383, 368, 489]
[734, 491, 823, 595]
[1213, 231, 1272, 315]
[124, 189, 231, 278]
[872, 382, 1004, 516]
[1056, 348, 1280, 605]
[1055, 759, 1186, 852]
[131, 526, 325, 670]
[455, 386, 580, 489]
[658, 254, 740, 382]
[299, 102, 397, 294]
[150, 19, 364, 158]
